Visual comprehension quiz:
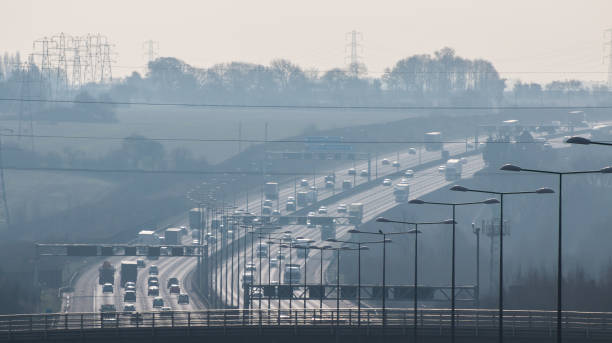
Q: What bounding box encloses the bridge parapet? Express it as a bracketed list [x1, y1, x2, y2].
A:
[0, 308, 611, 342]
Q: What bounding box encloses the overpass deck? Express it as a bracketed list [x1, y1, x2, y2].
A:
[1, 308, 611, 342]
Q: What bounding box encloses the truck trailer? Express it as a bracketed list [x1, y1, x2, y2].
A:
[164, 228, 182, 245]
[393, 181, 410, 203]
[189, 208, 204, 230]
[348, 203, 364, 224]
[120, 261, 138, 287]
[264, 182, 279, 200]
[445, 159, 462, 181]
[98, 261, 115, 285]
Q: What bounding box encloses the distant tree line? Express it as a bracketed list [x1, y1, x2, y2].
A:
[2, 47, 612, 119]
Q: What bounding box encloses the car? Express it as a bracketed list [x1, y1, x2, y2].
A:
[342, 180, 352, 190]
[137, 259, 146, 268]
[125, 284, 136, 292]
[360, 170, 368, 177]
[282, 233, 292, 242]
[318, 207, 328, 214]
[348, 168, 356, 175]
[124, 290, 136, 302]
[179, 225, 187, 233]
[272, 209, 281, 216]
[178, 294, 190, 304]
[159, 307, 173, 316]
[264, 199, 273, 207]
[123, 304, 136, 313]
[102, 283, 113, 293]
[152, 297, 164, 308]
[167, 277, 179, 288]
[337, 204, 347, 213]
[460, 157, 468, 164]
[404, 169, 414, 177]
[438, 165, 446, 173]
[287, 196, 295, 202]
[409, 148, 417, 155]
[392, 161, 400, 167]
[125, 281, 136, 289]
[148, 285, 159, 296]
[148, 276, 159, 285]
[300, 179, 309, 187]
[382, 179, 392, 186]
[286, 201, 296, 211]
[170, 285, 180, 294]
[246, 263, 257, 272]
[149, 265, 159, 275]
[381, 158, 390, 165]
[242, 272, 254, 284]
[270, 258, 279, 267]
[325, 180, 334, 189]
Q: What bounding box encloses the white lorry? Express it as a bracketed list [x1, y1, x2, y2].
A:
[393, 181, 410, 203]
[445, 158, 462, 181]
[264, 182, 279, 200]
[348, 203, 364, 224]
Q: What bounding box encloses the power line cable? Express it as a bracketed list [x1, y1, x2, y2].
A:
[0, 165, 579, 177]
[0, 133, 578, 144]
[0, 97, 610, 110]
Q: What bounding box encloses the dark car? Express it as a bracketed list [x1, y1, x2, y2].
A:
[167, 277, 179, 288]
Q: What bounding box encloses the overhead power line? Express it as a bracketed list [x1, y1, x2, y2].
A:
[0, 133, 575, 144]
[0, 165, 571, 177]
[0, 97, 609, 111]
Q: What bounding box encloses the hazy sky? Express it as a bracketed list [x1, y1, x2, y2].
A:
[2, 0, 612, 84]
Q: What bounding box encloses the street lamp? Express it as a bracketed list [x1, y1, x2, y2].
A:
[375, 217, 455, 338]
[450, 185, 554, 343]
[294, 239, 315, 313]
[566, 136, 612, 146]
[320, 245, 354, 324]
[500, 163, 612, 343]
[408, 197, 499, 343]
[348, 229, 393, 326]
[327, 238, 384, 325]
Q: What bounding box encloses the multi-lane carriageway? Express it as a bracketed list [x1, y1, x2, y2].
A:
[64, 130, 575, 315]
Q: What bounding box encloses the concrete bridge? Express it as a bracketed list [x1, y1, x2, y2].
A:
[1, 308, 611, 342]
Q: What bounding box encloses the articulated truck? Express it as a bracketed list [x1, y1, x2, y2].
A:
[120, 261, 138, 287]
[445, 159, 462, 181]
[393, 181, 410, 202]
[264, 182, 279, 200]
[348, 203, 364, 224]
[98, 261, 115, 285]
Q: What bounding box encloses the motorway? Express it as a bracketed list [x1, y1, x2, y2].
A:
[65, 139, 471, 314]
[65, 128, 577, 315]
[210, 141, 480, 311]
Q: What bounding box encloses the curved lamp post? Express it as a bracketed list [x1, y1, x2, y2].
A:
[450, 185, 554, 343]
[348, 229, 394, 326]
[500, 163, 612, 343]
[375, 217, 455, 341]
[327, 238, 386, 325]
[408, 197, 499, 343]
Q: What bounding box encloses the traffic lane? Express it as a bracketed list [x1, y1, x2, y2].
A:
[215, 155, 486, 308]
